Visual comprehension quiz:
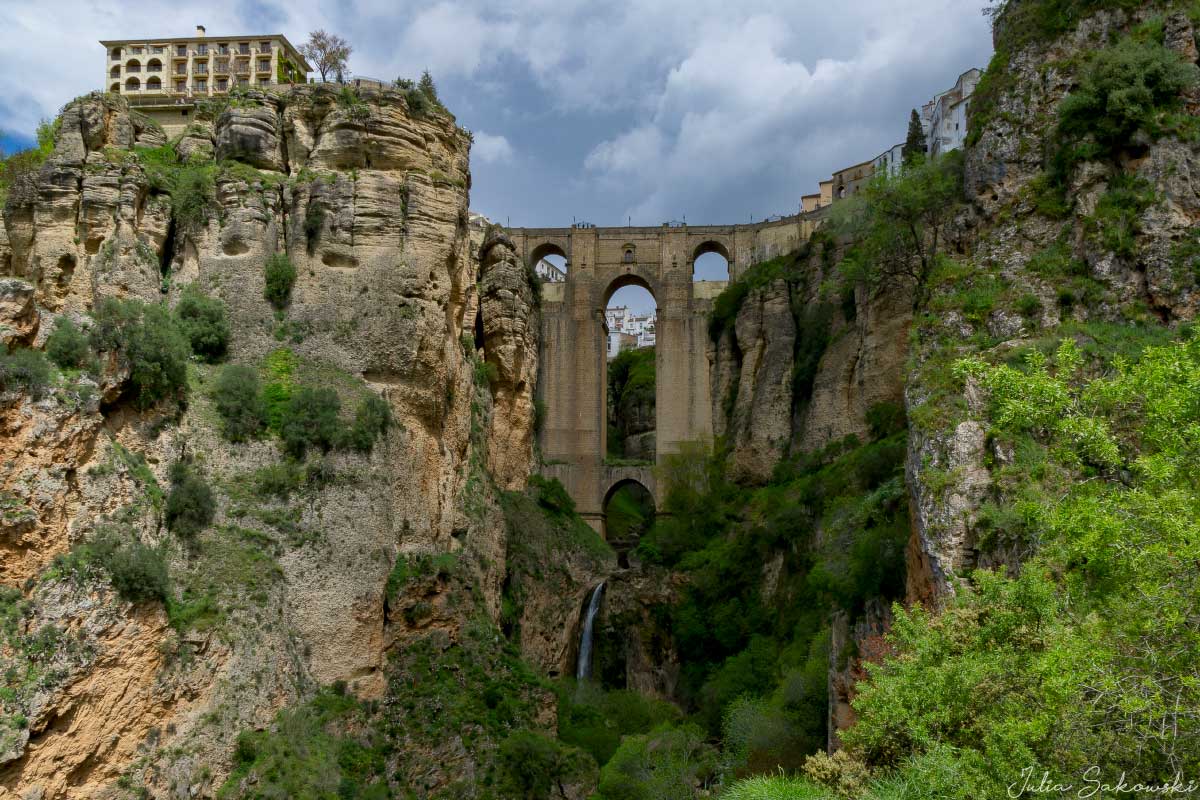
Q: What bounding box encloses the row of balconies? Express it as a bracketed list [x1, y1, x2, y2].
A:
[113, 61, 270, 77]
[112, 45, 273, 60]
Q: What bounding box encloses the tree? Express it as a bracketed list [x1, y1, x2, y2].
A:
[833, 151, 964, 309]
[300, 30, 352, 83]
[174, 285, 229, 362]
[418, 70, 440, 103]
[902, 108, 926, 164]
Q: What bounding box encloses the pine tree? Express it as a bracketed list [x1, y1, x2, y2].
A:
[418, 70, 439, 103]
[903, 109, 927, 164]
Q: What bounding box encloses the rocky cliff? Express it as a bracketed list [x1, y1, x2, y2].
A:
[0, 86, 566, 799]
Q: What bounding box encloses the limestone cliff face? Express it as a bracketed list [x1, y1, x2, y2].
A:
[478, 228, 539, 490]
[708, 253, 910, 484]
[0, 88, 540, 799]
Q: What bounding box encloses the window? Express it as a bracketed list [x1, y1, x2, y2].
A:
[152, 46, 164, 54]
[258, 59, 270, 72]
[238, 78, 249, 88]
[110, 83, 120, 93]
[175, 80, 187, 92]
[125, 77, 140, 91]
[623, 248, 635, 263]
[260, 41, 271, 52]
[218, 44, 229, 55]
[110, 66, 120, 78]
[146, 77, 162, 91]
[147, 59, 162, 72]
[111, 48, 121, 60]
[195, 62, 208, 74]
[176, 45, 187, 57]
[239, 42, 250, 55]
[195, 78, 207, 91]
[197, 44, 208, 55]
[217, 78, 228, 91]
[131, 46, 143, 54]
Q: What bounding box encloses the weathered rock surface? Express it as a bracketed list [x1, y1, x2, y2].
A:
[0, 88, 542, 798]
[479, 228, 539, 490]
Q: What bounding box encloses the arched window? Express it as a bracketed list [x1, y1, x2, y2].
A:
[146, 76, 162, 92]
[125, 59, 141, 73]
[111, 47, 122, 60]
[623, 246, 635, 264]
[110, 66, 120, 78]
[110, 83, 120, 93]
[125, 77, 140, 91]
[147, 58, 162, 73]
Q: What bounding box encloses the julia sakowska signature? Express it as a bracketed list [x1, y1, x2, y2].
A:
[1008, 767, 1200, 798]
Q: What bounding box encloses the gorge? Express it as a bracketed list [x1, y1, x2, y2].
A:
[1, 0, 1200, 798]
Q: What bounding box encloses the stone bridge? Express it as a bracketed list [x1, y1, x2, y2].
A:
[510, 216, 816, 534]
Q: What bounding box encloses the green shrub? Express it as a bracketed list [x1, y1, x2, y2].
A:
[212, 364, 268, 442]
[596, 723, 716, 800]
[126, 304, 191, 408]
[722, 775, 832, 800]
[45, 317, 93, 370]
[1016, 292, 1041, 319]
[0, 347, 52, 397]
[865, 401, 906, 440]
[263, 253, 297, 309]
[174, 286, 229, 362]
[87, 530, 170, 605]
[1057, 36, 1198, 156]
[345, 393, 391, 453]
[88, 297, 142, 353]
[495, 731, 586, 800]
[165, 461, 216, 540]
[529, 475, 575, 517]
[1088, 174, 1156, 258]
[172, 163, 216, 232]
[558, 684, 681, 768]
[251, 461, 305, 499]
[280, 386, 342, 459]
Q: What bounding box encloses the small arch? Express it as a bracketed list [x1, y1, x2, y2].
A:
[146, 76, 162, 92]
[147, 58, 162, 72]
[529, 241, 568, 282]
[622, 244, 635, 264]
[109, 83, 120, 93]
[602, 479, 655, 556]
[125, 58, 141, 71]
[692, 240, 730, 282]
[125, 77, 140, 91]
[110, 66, 120, 78]
[111, 47, 122, 60]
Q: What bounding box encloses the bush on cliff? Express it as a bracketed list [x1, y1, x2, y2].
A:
[344, 393, 391, 453]
[280, 386, 342, 458]
[212, 364, 268, 442]
[46, 317, 94, 371]
[263, 253, 297, 309]
[0, 347, 52, 397]
[90, 298, 191, 408]
[165, 460, 216, 540]
[174, 286, 230, 362]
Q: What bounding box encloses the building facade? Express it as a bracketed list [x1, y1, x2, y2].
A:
[535, 258, 567, 283]
[605, 305, 656, 357]
[831, 159, 874, 202]
[101, 26, 310, 133]
[922, 68, 982, 158]
[872, 142, 905, 178]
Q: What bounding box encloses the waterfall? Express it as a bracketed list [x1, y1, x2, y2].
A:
[576, 581, 606, 681]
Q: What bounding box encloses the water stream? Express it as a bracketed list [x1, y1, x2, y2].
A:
[575, 581, 606, 681]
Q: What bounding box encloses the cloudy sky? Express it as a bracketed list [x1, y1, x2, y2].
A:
[0, 0, 992, 229]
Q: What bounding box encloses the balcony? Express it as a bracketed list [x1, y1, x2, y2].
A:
[257, 47, 273, 54]
[174, 50, 188, 59]
[214, 61, 230, 74]
[256, 63, 271, 73]
[175, 68, 188, 76]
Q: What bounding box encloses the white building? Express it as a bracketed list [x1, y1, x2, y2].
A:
[535, 259, 566, 283]
[922, 68, 982, 158]
[605, 306, 656, 357]
[872, 143, 905, 178]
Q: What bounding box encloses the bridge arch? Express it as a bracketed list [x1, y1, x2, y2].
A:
[601, 272, 659, 310]
[529, 241, 567, 267]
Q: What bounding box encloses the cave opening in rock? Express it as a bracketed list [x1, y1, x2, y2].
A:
[604, 283, 656, 463]
[159, 217, 176, 284]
